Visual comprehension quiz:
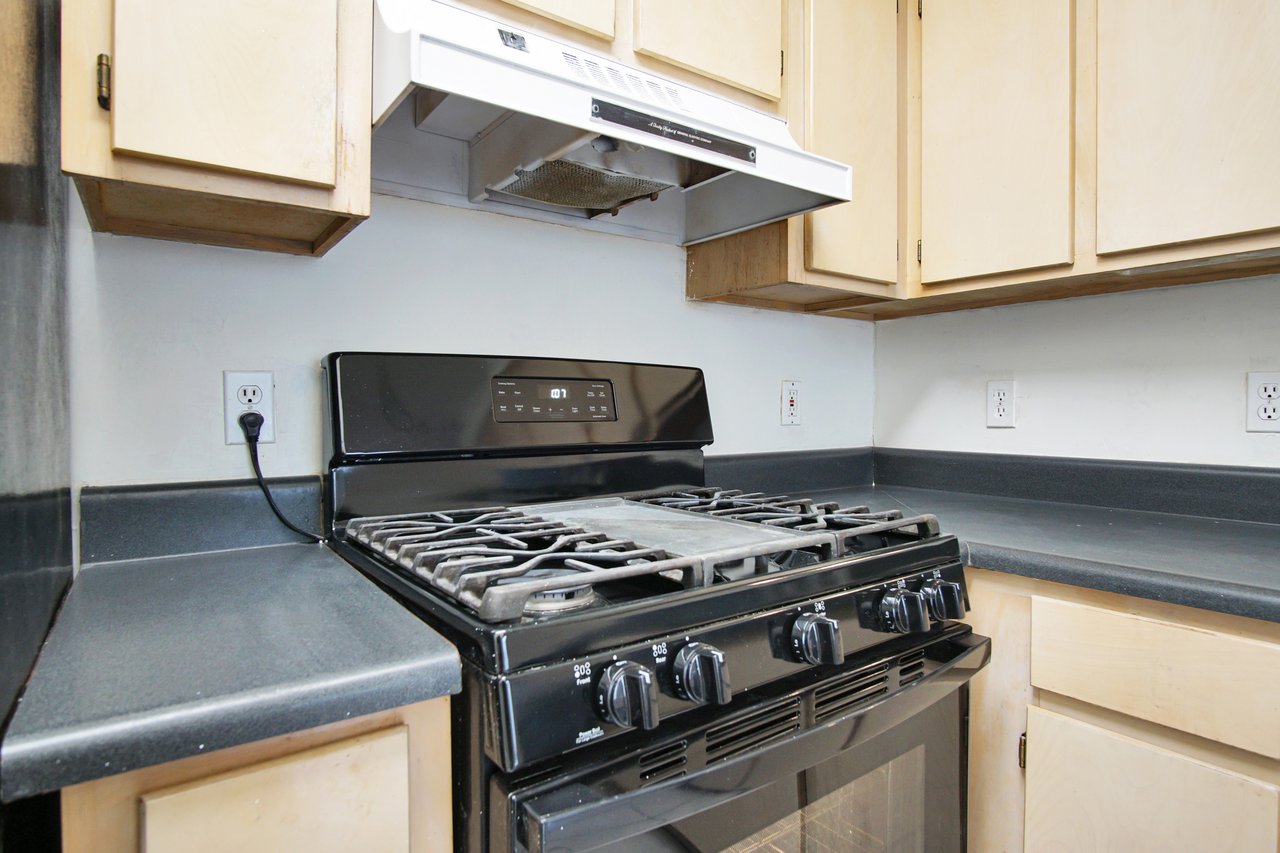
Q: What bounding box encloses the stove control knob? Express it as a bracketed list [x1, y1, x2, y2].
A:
[879, 589, 931, 634]
[921, 579, 966, 621]
[791, 613, 845, 666]
[596, 661, 660, 730]
[673, 642, 732, 706]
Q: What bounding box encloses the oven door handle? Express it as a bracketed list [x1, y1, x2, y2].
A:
[513, 631, 990, 853]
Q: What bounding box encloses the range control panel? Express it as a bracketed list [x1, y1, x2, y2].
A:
[488, 560, 970, 771]
[491, 377, 617, 423]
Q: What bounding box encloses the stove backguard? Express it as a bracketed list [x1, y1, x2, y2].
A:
[324, 352, 716, 535]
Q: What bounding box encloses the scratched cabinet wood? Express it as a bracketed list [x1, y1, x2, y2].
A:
[61, 0, 372, 256]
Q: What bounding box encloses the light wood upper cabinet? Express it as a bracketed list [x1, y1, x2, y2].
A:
[920, 0, 1073, 284]
[495, 0, 615, 40]
[61, 0, 371, 256]
[634, 0, 784, 101]
[112, 0, 339, 188]
[805, 0, 897, 285]
[683, 0, 899, 317]
[1025, 707, 1280, 852]
[1096, 0, 1280, 254]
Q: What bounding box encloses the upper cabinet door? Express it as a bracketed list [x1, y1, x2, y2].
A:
[1096, 0, 1280, 254]
[495, 0, 615, 40]
[920, 0, 1073, 284]
[111, 0, 339, 188]
[633, 0, 783, 100]
[804, 0, 897, 285]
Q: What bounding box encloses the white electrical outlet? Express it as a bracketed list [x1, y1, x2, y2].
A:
[986, 380, 1016, 428]
[224, 370, 275, 444]
[1246, 372, 1280, 433]
[781, 380, 801, 425]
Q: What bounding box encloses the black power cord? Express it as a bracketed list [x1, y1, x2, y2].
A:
[238, 411, 326, 544]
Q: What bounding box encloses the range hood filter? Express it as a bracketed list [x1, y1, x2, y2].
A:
[500, 160, 672, 213]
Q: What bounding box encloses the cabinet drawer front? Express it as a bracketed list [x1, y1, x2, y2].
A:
[141, 727, 410, 853]
[1025, 706, 1280, 852]
[1030, 596, 1280, 758]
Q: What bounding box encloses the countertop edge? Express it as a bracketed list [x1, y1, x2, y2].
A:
[1, 651, 461, 801]
[963, 541, 1280, 623]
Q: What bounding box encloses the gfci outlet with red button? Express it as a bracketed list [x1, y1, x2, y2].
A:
[781, 380, 801, 425]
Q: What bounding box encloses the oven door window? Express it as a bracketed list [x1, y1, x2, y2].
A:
[725, 746, 925, 853]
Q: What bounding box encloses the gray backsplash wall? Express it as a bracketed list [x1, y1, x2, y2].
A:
[0, 0, 73, 818]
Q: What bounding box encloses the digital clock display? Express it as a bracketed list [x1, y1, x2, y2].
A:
[492, 377, 617, 423]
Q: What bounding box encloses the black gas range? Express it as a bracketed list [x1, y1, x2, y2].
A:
[323, 353, 989, 853]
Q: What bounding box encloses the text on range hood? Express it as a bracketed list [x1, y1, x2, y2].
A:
[372, 0, 852, 245]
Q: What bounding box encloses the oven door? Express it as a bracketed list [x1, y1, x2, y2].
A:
[495, 630, 989, 853]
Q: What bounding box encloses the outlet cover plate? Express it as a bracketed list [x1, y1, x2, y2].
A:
[224, 370, 275, 444]
[987, 380, 1016, 428]
[1246, 372, 1280, 433]
[781, 380, 800, 426]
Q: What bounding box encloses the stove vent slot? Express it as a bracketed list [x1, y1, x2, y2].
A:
[638, 739, 688, 787]
[705, 699, 800, 764]
[814, 663, 890, 722]
[898, 650, 927, 686]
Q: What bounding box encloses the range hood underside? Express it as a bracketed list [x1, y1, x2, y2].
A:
[372, 91, 839, 246]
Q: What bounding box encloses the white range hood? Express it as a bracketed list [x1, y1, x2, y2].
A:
[372, 0, 852, 245]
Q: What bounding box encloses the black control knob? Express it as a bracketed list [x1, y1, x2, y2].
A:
[879, 589, 931, 634]
[791, 613, 845, 666]
[673, 642, 732, 706]
[921, 579, 966, 621]
[596, 661, 659, 730]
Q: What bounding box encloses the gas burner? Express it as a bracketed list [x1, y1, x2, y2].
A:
[345, 508, 703, 622]
[641, 487, 941, 554]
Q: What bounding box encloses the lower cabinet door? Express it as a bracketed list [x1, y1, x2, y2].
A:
[141, 727, 410, 853]
[1024, 707, 1280, 852]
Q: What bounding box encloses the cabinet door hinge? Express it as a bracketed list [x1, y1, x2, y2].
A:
[916, 239, 922, 263]
[1018, 732, 1027, 769]
[96, 53, 111, 110]
[780, 50, 785, 77]
[896, 239, 900, 261]
[918, 0, 923, 17]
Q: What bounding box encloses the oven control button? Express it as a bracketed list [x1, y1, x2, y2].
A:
[672, 642, 732, 706]
[791, 613, 845, 666]
[879, 589, 931, 634]
[921, 579, 966, 621]
[596, 661, 660, 730]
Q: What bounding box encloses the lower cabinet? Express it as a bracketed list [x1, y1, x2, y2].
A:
[965, 569, 1280, 853]
[1025, 707, 1279, 851]
[61, 697, 451, 853]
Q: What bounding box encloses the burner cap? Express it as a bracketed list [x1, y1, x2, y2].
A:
[522, 584, 598, 615]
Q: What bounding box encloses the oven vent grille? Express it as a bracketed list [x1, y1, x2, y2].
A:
[638, 739, 688, 787]
[705, 699, 801, 764]
[898, 649, 927, 686]
[814, 662, 890, 722]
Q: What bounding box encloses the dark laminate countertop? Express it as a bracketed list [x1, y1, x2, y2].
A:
[810, 484, 1280, 623]
[0, 544, 461, 801]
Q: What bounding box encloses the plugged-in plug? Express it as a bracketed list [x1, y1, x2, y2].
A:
[238, 410, 265, 443]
